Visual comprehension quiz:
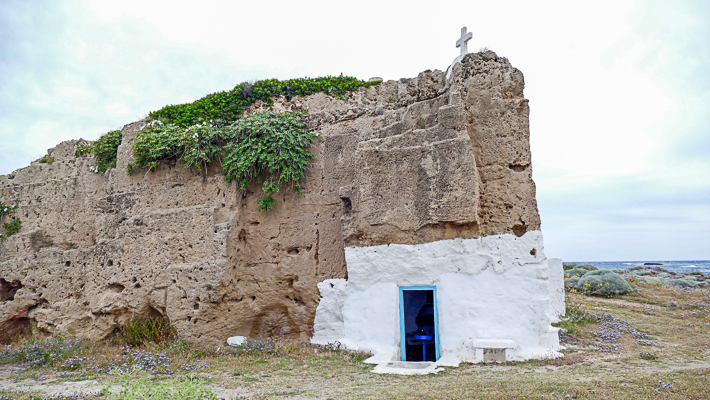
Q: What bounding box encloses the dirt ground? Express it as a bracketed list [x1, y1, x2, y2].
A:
[1, 280, 709, 399]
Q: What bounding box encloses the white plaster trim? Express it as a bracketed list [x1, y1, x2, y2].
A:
[473, 339, 516, 349]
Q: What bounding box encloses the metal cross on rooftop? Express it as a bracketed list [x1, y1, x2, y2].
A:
[456, 27, 472, 57]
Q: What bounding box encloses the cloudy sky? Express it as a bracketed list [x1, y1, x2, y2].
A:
[1, 1, 708, 261]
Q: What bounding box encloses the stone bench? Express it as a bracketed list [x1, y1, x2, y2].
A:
[473, 339, 516, 363]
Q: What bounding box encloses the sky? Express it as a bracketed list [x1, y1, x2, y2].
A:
[1, 0, 708, 261]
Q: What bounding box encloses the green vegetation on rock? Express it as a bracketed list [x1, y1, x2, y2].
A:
[76, 75, 379, 212]
[75, 129, 123, 174]
[134, 110, 317, 212]
[150, 75, 380, 128]
[0, 202, 20, 242]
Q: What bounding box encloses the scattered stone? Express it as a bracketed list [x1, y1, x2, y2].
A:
[226, 336, 246, 346]
[667, 301, 678, 309]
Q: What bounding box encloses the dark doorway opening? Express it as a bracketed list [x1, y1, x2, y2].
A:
[400, 287, 439, 362]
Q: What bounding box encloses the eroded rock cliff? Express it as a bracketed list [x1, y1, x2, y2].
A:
[0, 51, 540, 342]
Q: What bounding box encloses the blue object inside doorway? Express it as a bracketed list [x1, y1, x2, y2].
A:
[399, 286, 440, 362]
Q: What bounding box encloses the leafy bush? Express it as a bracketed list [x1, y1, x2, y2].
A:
[120, 316, 177, 346]
[577, 264, 598, 271]
[565, 268, 589, 277]
[564, 276, 580, 290]
[223, 110, 316, 212]
[150, 75, 379, 128]
[574, 270, 633, 296]
[38, 155, 54, 163]
[76, 130, 123, 174]
[132, 122, 226, 173]
[669, 279, 705, 288]
[134, 110, 317, 212]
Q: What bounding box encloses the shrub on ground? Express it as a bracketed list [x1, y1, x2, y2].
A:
[574, 270, 633, 296]
[564, 276, 580, 290]
[120, 316, 177, 346]
[577, 264, 598, 271]
[670, 279, 705, 288]
[565, 268, 589, 277]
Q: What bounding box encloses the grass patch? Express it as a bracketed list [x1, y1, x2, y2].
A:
[120, 316, 177, 346]
[112, 373, 217, 400]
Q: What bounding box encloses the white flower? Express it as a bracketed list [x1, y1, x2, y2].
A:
[2, 208, 7, 212]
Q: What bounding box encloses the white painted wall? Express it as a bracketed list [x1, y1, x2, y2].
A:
[311, 231, 564, 362]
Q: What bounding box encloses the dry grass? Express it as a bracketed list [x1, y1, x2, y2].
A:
[0, 282, 708, 399]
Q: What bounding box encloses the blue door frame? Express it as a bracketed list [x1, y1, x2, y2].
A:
[399, 286, 440, 362]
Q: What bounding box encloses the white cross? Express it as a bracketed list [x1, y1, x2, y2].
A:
[456, 26, 472, 57]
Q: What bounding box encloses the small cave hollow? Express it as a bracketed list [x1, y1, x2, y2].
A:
[512, 224, 527, 238]
[145, 305, 163, 318]
[287, 247, 300, 255]
[508, 163, 529, 172]
[107, 283, 125, 293]
[1, 317, 31, 342]
[341, 197, 352, 214]
[0, 279, 23, 301]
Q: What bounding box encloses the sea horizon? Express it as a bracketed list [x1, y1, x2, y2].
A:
[563, 260, 710, 274]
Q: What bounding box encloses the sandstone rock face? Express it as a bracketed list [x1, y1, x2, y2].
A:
[0, 52, 541, 342]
